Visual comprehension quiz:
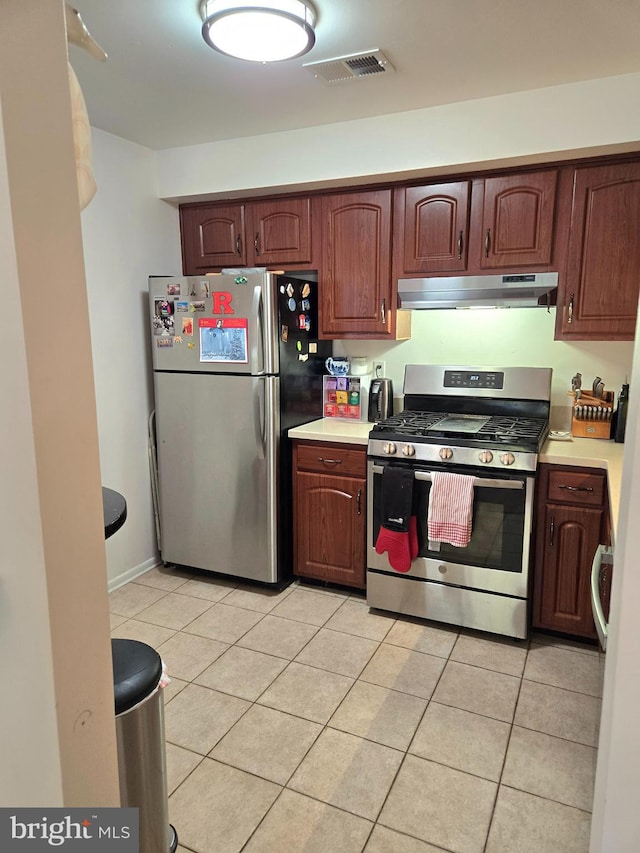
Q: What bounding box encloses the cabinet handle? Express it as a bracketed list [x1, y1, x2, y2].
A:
[254, 233, 260, 255]
[549, 515, 555, 546]
[457, 230, 464, 260]
[318, 457, 342, 466]
[557, 484, 594, 493]
[236, 235, 242, 256]
[381, 299, 386, 325]
[484, 228, 491, 258]
[568, 293, 574, 324]
[356, 489, 362, 515]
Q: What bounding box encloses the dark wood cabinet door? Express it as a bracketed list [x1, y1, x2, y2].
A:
[398, 182, 471, 273]
[480, 170, 557, 268]
[181, 204, 245, 272]
[533, 503, 603, 638]
[294, 471, 366, 588]
[247, 197, 312, 266]
[318, 190, 393, 337]
[558, 162, 640, 340]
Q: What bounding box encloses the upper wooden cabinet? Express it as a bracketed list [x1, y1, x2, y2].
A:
[479, 170, 557, 268]
[556, 161, 640, 340]
[315, 189, 397, 338]
[180, 197, 313, 273]
[394, 170, 559, 277]
[249, 198, 312, 266]
[395, 181, 471, 274]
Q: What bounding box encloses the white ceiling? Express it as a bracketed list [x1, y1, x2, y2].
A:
[70, 0, 640, 151]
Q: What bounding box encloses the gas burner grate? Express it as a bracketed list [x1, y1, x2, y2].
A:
[371, 411, 444, 435]
[477, 416, 549, 444]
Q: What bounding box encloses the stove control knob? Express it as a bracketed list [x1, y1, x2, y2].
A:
[383, 442, 397, 455]
[439, 447, 453, 461]
[478, 450, 494, 464]
[401, 444, 416, 458]
[500, 452, 516, 466]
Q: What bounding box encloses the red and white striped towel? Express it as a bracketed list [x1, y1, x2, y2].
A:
[427, 472, 475, 547]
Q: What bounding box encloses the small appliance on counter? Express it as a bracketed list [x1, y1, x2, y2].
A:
[613, 383, 629, 443]
[368, 376, 394, 421]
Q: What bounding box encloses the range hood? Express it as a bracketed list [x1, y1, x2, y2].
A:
[397, 273, 558, 310]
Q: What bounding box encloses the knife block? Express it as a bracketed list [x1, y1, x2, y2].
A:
[571, 391, 614, 439]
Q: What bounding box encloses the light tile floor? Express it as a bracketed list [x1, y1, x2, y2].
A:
[111, 566, 605, 853]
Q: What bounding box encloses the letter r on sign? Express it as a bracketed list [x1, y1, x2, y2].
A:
[212, 292, 234, 314]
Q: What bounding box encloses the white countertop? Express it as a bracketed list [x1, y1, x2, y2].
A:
[289, 418, 371, 445]
[289, 418, 626, 536]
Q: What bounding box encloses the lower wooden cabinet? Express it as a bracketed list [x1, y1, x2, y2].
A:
[293, 440, 366, 589]
[532, 464, 609, 638]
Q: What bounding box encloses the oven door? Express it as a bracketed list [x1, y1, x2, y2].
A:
[367, 460, 535, 598]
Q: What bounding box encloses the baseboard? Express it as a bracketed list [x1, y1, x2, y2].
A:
[108, 555, 161, 593]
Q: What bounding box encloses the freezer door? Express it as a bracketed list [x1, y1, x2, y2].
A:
[149, 274, 278, 374]
[155, 372, 280, 582]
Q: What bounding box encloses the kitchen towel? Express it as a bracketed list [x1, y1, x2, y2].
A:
[68, 62, 97, 210]
[375, 467, 416, 572]
[427, 471, 475, 547]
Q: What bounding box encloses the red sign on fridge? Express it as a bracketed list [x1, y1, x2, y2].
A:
[198, 317, 248, 363]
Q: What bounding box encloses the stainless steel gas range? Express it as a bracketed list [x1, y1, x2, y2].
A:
[367, 364, 552, 639]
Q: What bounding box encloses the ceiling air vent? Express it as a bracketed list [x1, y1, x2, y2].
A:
[303, 50, 394, 84]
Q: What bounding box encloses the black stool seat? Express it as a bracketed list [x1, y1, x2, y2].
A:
[111, 639, 162, 715]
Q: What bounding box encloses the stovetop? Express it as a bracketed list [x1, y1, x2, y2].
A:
[368, 410, 549, 473]
[367, 365, 552, 473]
[371, 410, 549, 448]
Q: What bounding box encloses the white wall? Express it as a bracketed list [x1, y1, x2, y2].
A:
[335, 309, 634, 427]
[590, 316, 640, 851]
[0, 96, 63, 808]
[156, 73, 640, 202]
[0, 0, 119, 805]
[81, 128, 182, 587]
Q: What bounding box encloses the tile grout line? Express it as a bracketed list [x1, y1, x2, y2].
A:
[481, 648, 528, 853]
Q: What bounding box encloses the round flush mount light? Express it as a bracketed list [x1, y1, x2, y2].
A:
[200, 0, 317, 63]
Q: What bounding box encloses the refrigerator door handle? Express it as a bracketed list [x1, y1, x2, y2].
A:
[251, 284, 265, 374]
[590, 543, 611, 650]
[253, 379, 266, 460]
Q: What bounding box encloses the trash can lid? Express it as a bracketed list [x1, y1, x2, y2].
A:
[111, 639, 163, 715]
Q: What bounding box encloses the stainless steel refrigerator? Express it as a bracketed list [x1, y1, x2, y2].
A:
[149, 272, 331, 585]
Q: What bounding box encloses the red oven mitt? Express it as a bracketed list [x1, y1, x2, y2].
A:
[375, 526, 412, 572]
[375, 467, 415, 573]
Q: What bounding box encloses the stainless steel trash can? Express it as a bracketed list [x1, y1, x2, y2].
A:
[112, 638, 178, 853]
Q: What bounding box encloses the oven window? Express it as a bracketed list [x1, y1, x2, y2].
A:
[372, 469, 527, 573]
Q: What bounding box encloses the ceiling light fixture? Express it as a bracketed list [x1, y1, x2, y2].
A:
[200, 0, 317, 63]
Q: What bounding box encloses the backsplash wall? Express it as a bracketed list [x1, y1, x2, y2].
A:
[335, 307, 635, 428]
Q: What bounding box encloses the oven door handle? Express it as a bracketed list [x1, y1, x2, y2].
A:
[370, 464, 524, 490]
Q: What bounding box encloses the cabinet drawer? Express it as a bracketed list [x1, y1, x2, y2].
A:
[547, 469, 605, 506]
[295, 443, 366, 477]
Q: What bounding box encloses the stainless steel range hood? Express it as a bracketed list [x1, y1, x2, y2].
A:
[397, 273, 558, 310]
